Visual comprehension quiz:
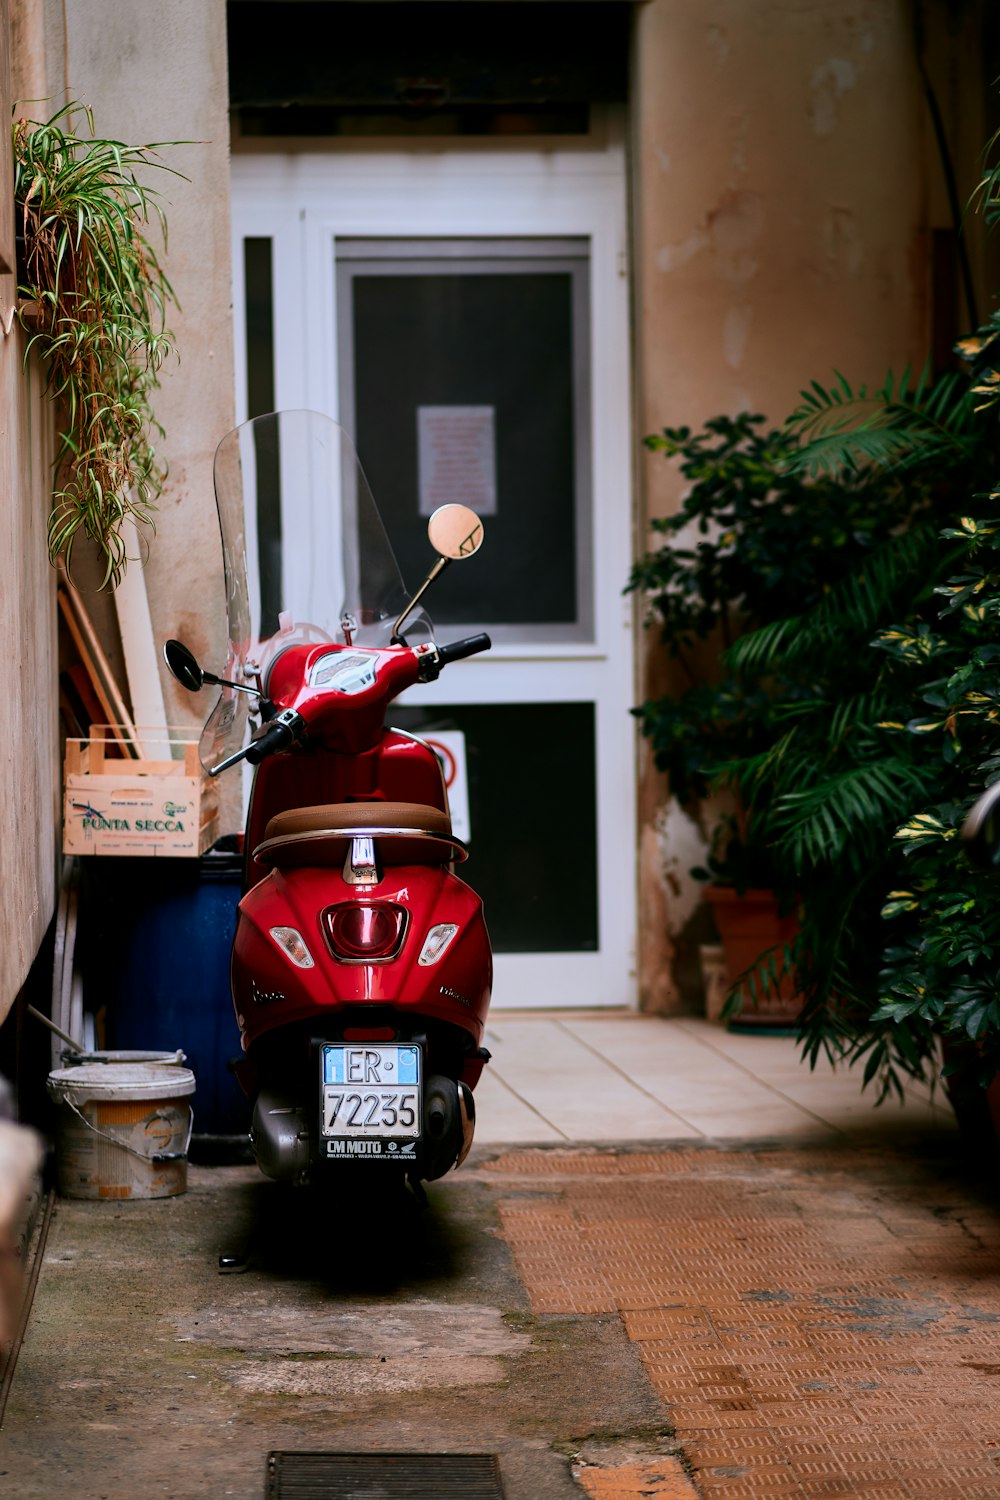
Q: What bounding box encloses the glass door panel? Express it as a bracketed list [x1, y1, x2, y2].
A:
[337, 240, 593, 643]
[391, 701, 598, 953]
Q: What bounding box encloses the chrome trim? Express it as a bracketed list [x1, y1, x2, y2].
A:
[456, 1082, 476, 1168]
[387, 726, 449, 804]
[254, 826, 468, 864]
[343, 835, 381, 886]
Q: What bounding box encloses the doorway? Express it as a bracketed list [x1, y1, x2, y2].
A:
[230, 120, 635, 1006]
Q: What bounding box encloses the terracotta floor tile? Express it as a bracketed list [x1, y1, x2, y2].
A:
[572, 1457, 698, 1499]
[497, 1142, 1000, 1499]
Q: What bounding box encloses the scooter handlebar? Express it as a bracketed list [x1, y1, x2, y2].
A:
[245, 713, 300, 765]
[436, 632, 492, 667]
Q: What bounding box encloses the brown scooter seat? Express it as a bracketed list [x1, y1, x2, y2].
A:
[253, 801, 466, 869]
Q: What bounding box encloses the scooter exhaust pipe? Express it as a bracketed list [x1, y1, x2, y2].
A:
[422, 1075, 475, 1181]
[426, 1089, 450, 1138]
[251, 1090, 311, 1180]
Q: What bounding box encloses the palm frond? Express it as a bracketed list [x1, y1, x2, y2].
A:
[786, 368, 979, 478]
[729, 523, 949, 675]
[828, 689, 895, 745]
[770, 759, 938, 875]
[726, 615, 804, 675]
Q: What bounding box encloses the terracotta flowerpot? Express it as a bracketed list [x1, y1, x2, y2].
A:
[703, 885, 802, 1028]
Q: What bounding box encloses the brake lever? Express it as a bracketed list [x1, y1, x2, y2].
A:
[207, 744, 251, 778]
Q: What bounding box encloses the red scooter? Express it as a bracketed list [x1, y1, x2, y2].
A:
[164, 410, 492, 1187]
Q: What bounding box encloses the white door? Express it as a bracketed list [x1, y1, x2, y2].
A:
[230, 121, 636, 1008]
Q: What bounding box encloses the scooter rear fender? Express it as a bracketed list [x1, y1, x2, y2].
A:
[233, 863, 491, 1054]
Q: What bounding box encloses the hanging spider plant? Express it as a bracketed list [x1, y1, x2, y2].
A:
[12, 102, 181, 587]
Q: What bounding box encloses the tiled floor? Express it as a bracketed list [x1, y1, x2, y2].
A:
[473, 1014, 977, 1496]
[475, 1013, 956, 1146]
[488, 1141, 1000, 1498]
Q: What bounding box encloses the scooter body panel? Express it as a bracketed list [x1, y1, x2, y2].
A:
[233, 861, 492, 1053]
[244, 726, 449, 891]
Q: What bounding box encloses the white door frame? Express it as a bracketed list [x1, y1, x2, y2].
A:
[230, 123, 637, 1008]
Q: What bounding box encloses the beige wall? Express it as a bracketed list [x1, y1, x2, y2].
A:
[0, 347, 58, 1026]
[630, 0, 933, 1009]
[47, 0, 237, 802]
[0, 0, 59, 1024]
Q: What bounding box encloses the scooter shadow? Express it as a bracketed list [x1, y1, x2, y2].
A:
[228, 1171, 468, 1294]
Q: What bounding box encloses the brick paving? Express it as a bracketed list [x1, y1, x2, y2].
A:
[574, 1456, 699, 1498]
[487, 1144, 1000, 1499]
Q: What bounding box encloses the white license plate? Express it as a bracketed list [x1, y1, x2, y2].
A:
[320, 1044, 421, 1139]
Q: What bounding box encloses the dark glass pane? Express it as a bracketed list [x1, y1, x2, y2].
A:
[243, 238, 281, 636]
[244, 237, 275, 418]
[351, 271, 578, 626]
[390, 702, 598, 952]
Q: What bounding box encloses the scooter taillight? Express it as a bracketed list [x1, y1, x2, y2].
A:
[322, 902, 408, 963]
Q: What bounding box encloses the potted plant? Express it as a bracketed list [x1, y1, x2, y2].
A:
[12, 103, 179, 587]
[726, 364, 1000, 1095]
[629, 410, 933, 1022]
[693, 96, 1000, 1106]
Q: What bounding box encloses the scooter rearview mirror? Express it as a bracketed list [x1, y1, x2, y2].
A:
[163, 638, 205, 692]
[163, 639, 261, 699]
[427, 504, 485, 561]
[962, 780, 1000, 871]
[391, 506, 486, 643]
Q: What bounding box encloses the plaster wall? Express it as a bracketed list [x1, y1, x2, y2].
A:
[630, 0, 931, 1010]
[0, 345, 58, 1025]
[47, 0, 237, 819]
[0, 0, 58, 1024]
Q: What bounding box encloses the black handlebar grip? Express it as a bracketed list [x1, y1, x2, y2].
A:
[437, 632, 492, 667]
[245, 719, 295, 765]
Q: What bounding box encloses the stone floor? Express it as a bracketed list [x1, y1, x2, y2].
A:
[475, 1014, 957, 1146]
[2, 1012, 994, 1500]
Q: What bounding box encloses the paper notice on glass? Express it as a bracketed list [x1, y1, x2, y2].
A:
[417, 406, 497, 517]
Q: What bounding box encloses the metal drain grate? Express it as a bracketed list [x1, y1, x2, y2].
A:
[266, 1451, 505, 1498]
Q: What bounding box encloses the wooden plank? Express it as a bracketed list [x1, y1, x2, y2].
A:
[56, 590, 137, 757]
[57, 577, 137, 737]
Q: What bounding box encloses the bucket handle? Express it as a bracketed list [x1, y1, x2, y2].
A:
[59, 1095, 193, 1163]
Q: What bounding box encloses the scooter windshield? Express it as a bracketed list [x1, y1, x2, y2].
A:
[201, 409, 431, 768]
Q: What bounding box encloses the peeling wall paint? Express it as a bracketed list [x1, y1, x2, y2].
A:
[809, 58, 859, 136]
[723, 303, 753, 370]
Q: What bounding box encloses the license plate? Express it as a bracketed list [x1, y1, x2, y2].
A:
[320, 1044, 421, 1142]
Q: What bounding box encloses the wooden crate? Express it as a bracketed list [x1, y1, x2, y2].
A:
[63, 727, 219, 859]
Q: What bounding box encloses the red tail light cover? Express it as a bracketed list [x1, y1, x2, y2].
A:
[322, 902, 408, 963]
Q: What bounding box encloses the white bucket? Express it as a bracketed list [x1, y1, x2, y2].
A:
[47, 1062, 196, 1200]
[62, 1049, 187, 1067]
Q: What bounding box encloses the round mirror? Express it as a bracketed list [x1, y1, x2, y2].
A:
[427, 504, 485, 561]
[163, 639, 205, 693]
[962, 780, 1000, 870]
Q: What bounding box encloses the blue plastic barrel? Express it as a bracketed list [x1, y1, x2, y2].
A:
[83, 841, 248, 1140]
